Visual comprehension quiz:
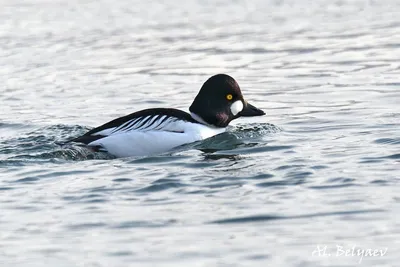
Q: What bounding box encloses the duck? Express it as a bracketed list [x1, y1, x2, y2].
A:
[67, 74, 265, 157]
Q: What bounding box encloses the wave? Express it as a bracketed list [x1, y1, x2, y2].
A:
[0, 123, 280, 163]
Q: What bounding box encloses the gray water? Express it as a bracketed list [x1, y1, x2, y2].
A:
[1, 0, 399, 266]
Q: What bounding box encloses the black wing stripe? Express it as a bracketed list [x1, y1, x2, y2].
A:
[113, 119, 136, 133]
[125, 116, 148, 132]
[150, 115, 166, 131]
[113, 117, 141, 133]
[120, 117, 141, 132]
[160, 115, 170, 124]
[154, 116, 173, 130]
[127, 117, 143, 129]
[154, 116, 169, 131]
[135, 115, 153, 130]
[143, 115, 161, 130]
[155, 117, 177, 131]
[120, 119, 138, 132]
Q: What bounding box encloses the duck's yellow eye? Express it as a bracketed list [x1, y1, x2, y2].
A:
[226, 94, 233, 100]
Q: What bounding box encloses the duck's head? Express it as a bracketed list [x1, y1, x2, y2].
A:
[189, 74, 265, 127]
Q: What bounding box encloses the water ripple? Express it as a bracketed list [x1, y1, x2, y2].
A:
[210, 209, 386, 224]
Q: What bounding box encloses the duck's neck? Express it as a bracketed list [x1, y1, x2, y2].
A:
[190, 112, 216, 128]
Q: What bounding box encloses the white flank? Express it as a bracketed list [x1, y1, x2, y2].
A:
[88, 120, 225, 157]
[230, 100, 244, 116]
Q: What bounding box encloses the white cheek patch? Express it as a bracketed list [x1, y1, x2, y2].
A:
[230, 100, 244, 116]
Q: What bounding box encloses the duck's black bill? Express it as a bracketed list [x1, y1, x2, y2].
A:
[240, 102, 265, 117]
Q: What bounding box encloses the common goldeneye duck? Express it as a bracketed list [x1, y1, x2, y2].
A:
[67, 74, 265, 157]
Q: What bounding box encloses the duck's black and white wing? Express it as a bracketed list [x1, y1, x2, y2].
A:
[66, 108, 212, 157]
[69, 108, 197, 144]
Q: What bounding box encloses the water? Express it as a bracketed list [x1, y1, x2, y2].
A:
[1, 0, 399, 266]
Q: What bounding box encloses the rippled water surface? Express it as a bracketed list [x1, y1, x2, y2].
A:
[1, 0, 399, 266]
